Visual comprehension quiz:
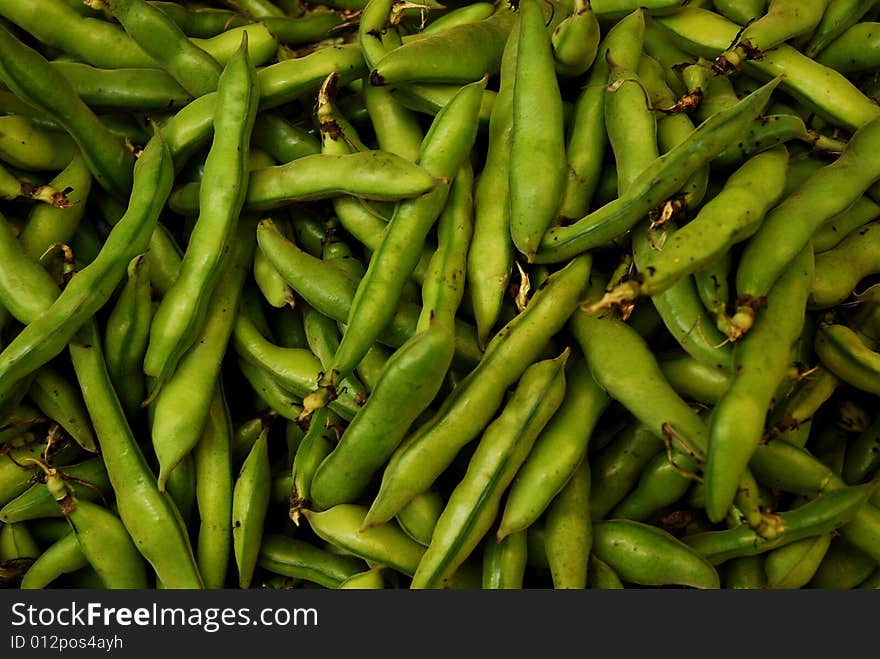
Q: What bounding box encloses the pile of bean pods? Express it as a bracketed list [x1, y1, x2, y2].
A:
[1, 0, 880, 591]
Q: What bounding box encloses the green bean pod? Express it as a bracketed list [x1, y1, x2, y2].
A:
[144, 38, 259, 391]
[764, 533, 833, 589]
[396, 489, 446, 547]
[544, 456, 592, 589]
[337, 565, 386, 589]
[19, 152, 92, 261]
[653, 7, 880, 132]
[0, 116, 77, 172]
[843, 414, 880, 485]
[722, 555, 767, 589]
[809, 536, 879, 588]
[314, 76, 485, 400]
[0, 25, 136, 198]
[508, 0, 567, 260]
[813, 196, 880, 253]
[804, 0, 879, 59]
[258, 534, 365, 588]
[309, 319, 455, 509]
[609, 451, 692, 521]
[704, 245, 814, 523]
[482, 529, 528, 589]
[303, 503, 427, 576]
[684, 483, 878, 564]
[586, 554, 625, 589]
[591, 519, 720, 588]
[814, 322, 880, 395]
[28, 366, 97, 454]
[45, 470, 149, 589]
[303, 307, 368, 403]
[19, 530, 87, 589]
[251, 112, 320, 164]
[193, 387, 233, 589]
[289, 407, 336, 521]
[534, 76, 780, 263]
[151, 219, 256, 489]
[363, 83, 425, 164]
[0, 522, 40, 561]
[498, 352, 609, 538]
[410, 350, 569, 589]
[551, 0, 600, 78]
[809, 221, 880, 309]
[232, 425, 271, 589]
[237, 357, 304, 422]
[658, 353, 732, 405]
[363, 254, 591, 528]
[712, 0, 768, 23]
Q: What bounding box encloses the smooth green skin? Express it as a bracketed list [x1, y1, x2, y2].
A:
[303, 504, 427, 576]
[552, 0, 600, 78]
[468, 16, 517, 348]
[231, 313, 362, 421]
[482, 529, 528, 589]
[418, 162, 474, 332]
[363, 83, 424, 163]
[169, 151, 440, 214]
[151, 219, 256, 490]
[303, 308, 367, 402]
[104, 254, 152, 419]
[534, 77, 780, 263]
[419, 3, 496, 37]
[0, 522, 40, 560]
[226, 0, 285, 18]
[49, 62, 193, 112]
[592, 520, 720, 589]
[804, 0, 879, 58]
[147, 2, 247, 38]
[684, 484, 878, 564]
[723, 555, 767, 589]
[232, 427, 271, 589]
[653, 8, 880, 132]
[358, 0, 399, 70]
[0, 25, 135, 199]
[626, 146, 790, 298]
[322, 78, 485, 393]
[544, 456, 592, 589]
[0, 132, 171, 408]
[809, 537, 879, 588]
[736, 116, 880, 330]
[843, 414, 880, 485]
[309, 321, 455, 510]
[764, 368, 838, 447]
[260, 12, 345, 47]
[258, 534, 364, 588]
[509, 0, 566, 260]
[363, 254, 591, 528]
[764, 533, 832, 589]
[397, 490, 445, 547]
[69, 320, 203, 588]
[587, 554, 625, 589]
[641, 16, 690, 95]
[52, 483, 149, 589]
[337, 565, 385, 589]
[0, 441, 80, 512]
[610, 451, 692, 521]
[638, 54, 709, 211]
[162, 44, 367, 169]
[236, 357, 304, 422]
[498, 353, 609, 538]
[193, 25, 278, 68]
[658, 353, 732, 405]
[161, 451, 196, 530]
[193, 388, 233, 589]
[590, 0, 690, 18]
[810, 221, 880, 309]
[0, 457, 110, 524]
[145, 39, 259, 389]
[29, 366, 97, 454]
[250, 112, 320, 164]
[390, 84, 498, 129]
[712, 0, 767, 23]
[106, 0, 221, 97]
[0, 0, 158, 68]
[604, 62, 658, 198]
[355, 343, 391, 395]
[370, 5, 515, 85]
[19, 151, 92, 262]
[587, 421, 664, 520]
[815, 323, 880, 395]
[813, 197, 880, 253]
[410, 351, 569, 589]
[0, 116, 77, 172]
[705, 246, 814, 523]
[290, 408, 335, 516]
[694, 253, 731, 325]
[20, 531, 87, 589]
[718, 0, 830, 70]
[631, 219, 734, 372]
